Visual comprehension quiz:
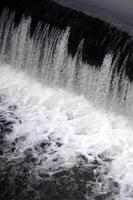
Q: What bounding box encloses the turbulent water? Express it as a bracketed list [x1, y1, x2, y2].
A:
[1, 8, 133, 200]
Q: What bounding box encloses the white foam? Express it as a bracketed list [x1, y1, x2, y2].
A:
[0, 63, 133, 199]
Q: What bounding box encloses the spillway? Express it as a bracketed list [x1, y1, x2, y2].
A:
[0, 2, 133, 200]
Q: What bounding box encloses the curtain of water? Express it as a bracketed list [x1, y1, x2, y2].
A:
[0, 8, 132, 116]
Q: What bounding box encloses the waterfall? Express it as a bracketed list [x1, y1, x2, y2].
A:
[0, 6, 133, 200]
[0, 9, 132, 115]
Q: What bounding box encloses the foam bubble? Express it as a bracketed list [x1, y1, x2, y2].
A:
[0, 63, 133, 198]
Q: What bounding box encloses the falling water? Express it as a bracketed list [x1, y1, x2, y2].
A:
[0, 9, 132, 113]
[1, 8, 133, 200]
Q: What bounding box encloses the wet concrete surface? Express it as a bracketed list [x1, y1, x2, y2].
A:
[53, 0, 133, 36]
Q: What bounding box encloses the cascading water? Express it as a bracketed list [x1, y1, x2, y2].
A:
[0, 7, 133, 200]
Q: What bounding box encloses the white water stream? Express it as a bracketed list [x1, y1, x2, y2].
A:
[0, 8, 133, 199]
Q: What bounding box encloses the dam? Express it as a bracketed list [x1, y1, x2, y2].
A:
[0, 1, 133, 199]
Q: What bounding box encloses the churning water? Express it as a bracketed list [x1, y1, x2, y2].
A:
[1, 8, 133, 200]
